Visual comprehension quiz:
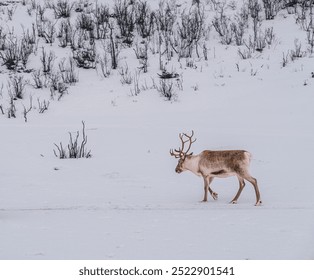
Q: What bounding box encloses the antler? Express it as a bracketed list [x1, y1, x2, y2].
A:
[169, 149, 181, 158]
[170, 130, 196, 158]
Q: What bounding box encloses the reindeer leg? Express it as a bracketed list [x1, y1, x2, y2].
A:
[244, 175, 262, 206]
[230, 176, 245, 204]
[202, 176, 209, 202]
[207, 177, 218, 200]
[202, 177, 216, 202]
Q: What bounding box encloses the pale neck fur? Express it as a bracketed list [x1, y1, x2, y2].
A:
[184, 155, 201, 176]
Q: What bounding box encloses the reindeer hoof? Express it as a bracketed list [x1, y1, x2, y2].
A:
[212, 192, 218, 200]
[201, 199, 208, 203]
[255, 200, 262, 206]
[230, 200, 237, 204]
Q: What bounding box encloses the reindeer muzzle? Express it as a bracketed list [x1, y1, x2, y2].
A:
[175, 167, 182, 173]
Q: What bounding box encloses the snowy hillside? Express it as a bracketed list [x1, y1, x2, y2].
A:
[0, 0, 313, 259]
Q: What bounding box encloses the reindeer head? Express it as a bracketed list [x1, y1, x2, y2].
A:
[170, 131, 196, 173]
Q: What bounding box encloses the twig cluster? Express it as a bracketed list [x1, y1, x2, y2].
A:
[54, 121, 92, 159]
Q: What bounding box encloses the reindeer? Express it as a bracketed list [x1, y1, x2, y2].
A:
[170, 131, 262, 206]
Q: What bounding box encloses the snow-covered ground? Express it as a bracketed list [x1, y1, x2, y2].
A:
[0, 0, 313, 259]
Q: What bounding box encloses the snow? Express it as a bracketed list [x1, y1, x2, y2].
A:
[0, 0, 314, 260]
